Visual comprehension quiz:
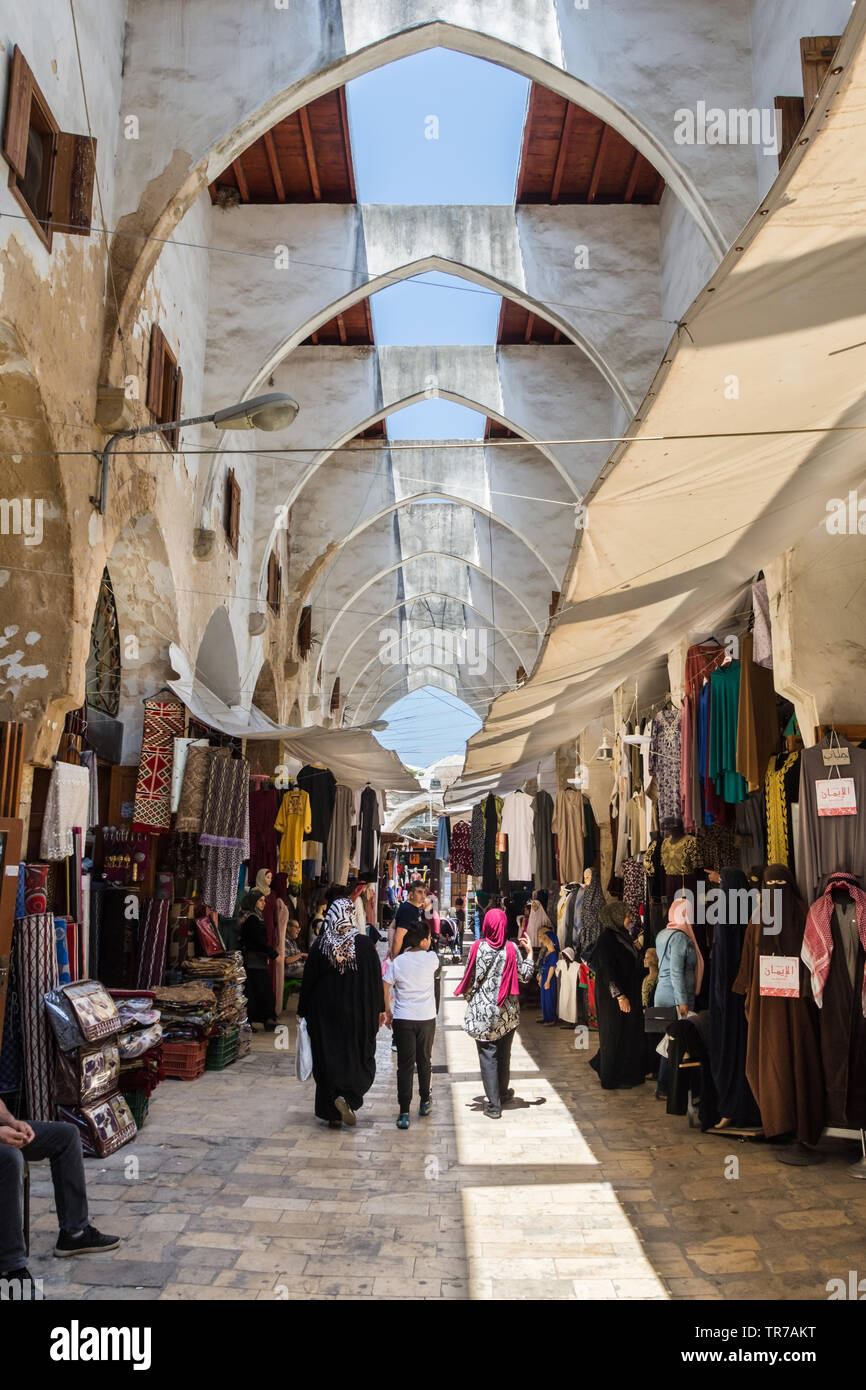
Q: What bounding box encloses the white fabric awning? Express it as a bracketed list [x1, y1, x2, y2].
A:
[167, 644, 419, 792]
[460, 10, 866, 782]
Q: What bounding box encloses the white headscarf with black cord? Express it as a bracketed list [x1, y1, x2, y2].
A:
[319, 896, 361, 973]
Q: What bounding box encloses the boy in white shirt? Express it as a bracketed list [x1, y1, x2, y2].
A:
[383, 925, 440, 1130]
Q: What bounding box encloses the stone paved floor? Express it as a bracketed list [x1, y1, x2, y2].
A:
[26, 964, 866, 1301]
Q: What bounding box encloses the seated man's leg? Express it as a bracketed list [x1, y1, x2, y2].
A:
[0, 1145, 27, 1273]
[23, 1122, 88, 1239]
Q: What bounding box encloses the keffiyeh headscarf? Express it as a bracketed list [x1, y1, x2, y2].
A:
[319, 896, 361, 974]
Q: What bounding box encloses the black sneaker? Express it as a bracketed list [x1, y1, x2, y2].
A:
[54, 1225, 120, 1258]
[502, 1088, 515, 1104]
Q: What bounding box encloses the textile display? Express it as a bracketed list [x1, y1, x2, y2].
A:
[79, 748, 100, 828]
[248, 784, 280, 880]
[131, 696, 185, 834]
[66, 919, 81, 982]
[175, 745, 229, 833]
[751, 576, 773, 668]
[735, 631, 778, 792]
[93, 884, 133, 990]
[552, 788, 586, 884]
[39, 761, 91, 861]
[0, 948, 23, 1093]
[135, 898, 170, 989]
[15, 861, 27, 920]
[801, 873, 866, 1127]
[708, 662, 748, 804]
[449, 819, 474, 875]
[297, 764, 337, 842]
[797, 737, 866, 903]
[54, 917, 72, 986]
[200, 754, 250, 916]
[24, 863, 51, 915]
[15, 913, 59, 1121]
[532, 790, 555, 888]
[649, 706, 682, 823]
[170, 737, 207, 813]
[357, 785, 380, 876]
[500, 790, 534, 882]
[435, 814, 450, 863]
[765, 751, 800, 867]
[470, 802, 485, 877]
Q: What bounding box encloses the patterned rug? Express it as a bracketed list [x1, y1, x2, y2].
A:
[132, 696, 185, 834]
[135, 898, 170, 989]
[15, 913, 59, 1121]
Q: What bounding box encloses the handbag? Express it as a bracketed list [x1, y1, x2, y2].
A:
[295, 1017, 313, 1082]
[644, 1005, 678, 1034]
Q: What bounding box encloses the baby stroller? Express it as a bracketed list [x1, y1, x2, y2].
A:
[438, 916, 462, 963]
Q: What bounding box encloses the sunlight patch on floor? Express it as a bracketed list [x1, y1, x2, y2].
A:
[460, 1183, 670, 1300]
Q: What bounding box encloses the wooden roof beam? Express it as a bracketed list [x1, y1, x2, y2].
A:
[587, 125, 610, 203]
[514, 84, 540, 202]
[298, 106, 321, 200]
[523, 311, 535, 343]
[263, 130, 286, 202]
[336, 313, 348, 345]
[337, 87, 357, 202]
[232, 157, 250, 202]
[551, 102, 576, 204]
[364, 298, 374, 343]
[624, 149, 641, 203]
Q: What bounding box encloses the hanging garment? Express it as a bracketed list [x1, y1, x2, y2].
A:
[736, 792, 766, 871]
[449, 820, 474, 875]
[135, 898, 170, 989]
[199, 755, 250, 916]
[327, 784, 355, 884]
[248, 785, 281, 880]
[735, 632, 779, 793]
[707, 868, 761, 1126]
[175, 746, 230, 833]
[751, 576, 774, 668]
[481, 792, 501, 892]
[621, 856, 645, 926]
[79, 749, 100, 828]
[40, 762, 91, 861]
[649, 705, 682, 823]
[802, 874, 866, 1126]
[131, 696, 185, 834]
[532, 790, 555, 888]
[765, 750, 800, 868]
[708, 661, 748, 803]
[555, 948, 580, 1024]
[170, 737, 207, 814]
[297, 764, 337, 843]
[275, 786, 312, 888]
[500, 790, 535, 882]
[435, 814, 451, 864]
[54, 917, 72, 986]
[797, 737, 866, 903]
[358, 785, 380, 876]
[551, 788, 586, 884]
[681, 693, 696, 833]
[15, 913, 59, 1121]
[582, 797, 597, 870]
[470, 803, 485, 877]
[732, 866, 824, 1144]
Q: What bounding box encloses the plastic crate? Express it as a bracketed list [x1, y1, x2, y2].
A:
[122, 1089, 150, 1127]
[206, 1027, 239, 1071]
[162, 1038, 207, 1080]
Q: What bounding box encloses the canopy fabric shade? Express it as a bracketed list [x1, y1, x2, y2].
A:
[459, 13, 866, 783]
[167, 643, 419, 791]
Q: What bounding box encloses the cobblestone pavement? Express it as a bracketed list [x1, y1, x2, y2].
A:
[25, 964, 865, 1301]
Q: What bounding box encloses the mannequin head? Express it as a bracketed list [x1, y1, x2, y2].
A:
[583, 868, 593, 886]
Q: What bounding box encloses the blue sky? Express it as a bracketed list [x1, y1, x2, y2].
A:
[346, 51, 527, 764]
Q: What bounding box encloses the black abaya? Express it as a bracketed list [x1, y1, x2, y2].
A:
[589, 927, 645, 1090]
[482, 792, 499, 893]
[297, 934, 384, 1122]
[708, 869, 761, 1126]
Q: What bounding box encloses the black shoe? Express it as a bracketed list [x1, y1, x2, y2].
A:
[327, 1120, 343, 1129]
[55, 1225, 120, 1258]
[483, 1103, 501, 1119]
[502, 1088, 515, 1103]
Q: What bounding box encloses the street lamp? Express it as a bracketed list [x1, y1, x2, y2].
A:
[93, 392, 300, 514]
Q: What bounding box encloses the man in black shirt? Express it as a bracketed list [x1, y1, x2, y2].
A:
[393, 882, 426, 957]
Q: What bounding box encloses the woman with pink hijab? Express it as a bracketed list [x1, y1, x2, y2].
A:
[653, 895, 704, 1100]
[454, 908, 535, 1118]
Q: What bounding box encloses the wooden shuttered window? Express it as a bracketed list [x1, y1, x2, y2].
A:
[330, 677, 341, 714]
[267, 549, 281, 614]
[3, 46, 95, 250]
[224, 468, 241, 554]
[801, 36, 841, 111]
[146, 324, 183, 449]
[297, 605, 312, 658]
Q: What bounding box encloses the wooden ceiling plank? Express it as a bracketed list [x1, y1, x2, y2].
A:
[523, 311, 535, 344]
[298, 106, 322, 200]
[364, 298, 374, 343]
[263, 130, 286, 202]
[587, 125, 611, 203]
[232, 157, 250, 202]
[515, 84, 542, 202]
[652, 170, 666, 202]
[550, 101, 576, 203]
[336, 312, 348, 345]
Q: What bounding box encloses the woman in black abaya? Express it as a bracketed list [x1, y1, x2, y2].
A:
[707, 867, 761, 1128]
[297, 890, 385, 1127]
[589, 901, 646, 1090]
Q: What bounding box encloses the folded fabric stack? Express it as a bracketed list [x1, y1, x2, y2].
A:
[181, 953, 248, 1038]
[109, 990, 165, 1116]
[151, 982, 217, 1041]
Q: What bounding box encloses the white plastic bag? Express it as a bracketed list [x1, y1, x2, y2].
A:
[655, 1033, 671, 1059]
[295, 1017, 313, 1081]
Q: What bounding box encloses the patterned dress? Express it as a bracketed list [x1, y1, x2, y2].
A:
[470, 803, 485, 878]
[449, 820, 474, 874]
[649, 706, 682, 823]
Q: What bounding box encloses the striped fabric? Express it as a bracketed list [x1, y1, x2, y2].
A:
[802, 873, 866, 1013]
[15, 913, 59, 1121]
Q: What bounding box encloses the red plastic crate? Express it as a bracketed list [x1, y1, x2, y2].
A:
[162, 1038, 207, 1080]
